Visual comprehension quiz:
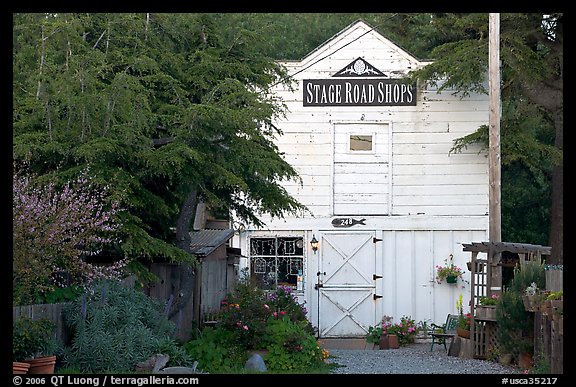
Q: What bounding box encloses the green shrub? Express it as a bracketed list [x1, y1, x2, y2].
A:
[497, 259, 545, 357]
[184, 327, 246, 373]
[264, 316, 330, 372]
[216, 279, 315, 351]
[184, 278, 332, 373]
[61, 280, 194, 373]
[13, 317, 57, 361]
[366, 325, 383, 344]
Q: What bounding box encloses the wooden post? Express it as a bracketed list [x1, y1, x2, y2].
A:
[489, 13, 502, 295]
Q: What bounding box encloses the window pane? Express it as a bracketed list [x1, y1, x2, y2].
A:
[350, 135, 372, 151]
[250, 237, 304, 291]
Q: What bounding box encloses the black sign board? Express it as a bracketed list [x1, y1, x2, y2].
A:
[303, 79, 416, 107]
[331, 218, 366, 228]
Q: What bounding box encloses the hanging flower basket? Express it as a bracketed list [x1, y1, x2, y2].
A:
[521, 295, 542, 312]
[466, 261, 485, 272]
[476, 305, 497, 320]
[436, 254, 468, 285]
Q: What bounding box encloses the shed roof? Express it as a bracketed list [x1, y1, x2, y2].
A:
[189, 229, 235, 257]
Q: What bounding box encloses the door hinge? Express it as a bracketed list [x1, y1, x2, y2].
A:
[373, 274, 383, 280]
[373, 237, 383, 243]
[373, 294, 383, 300]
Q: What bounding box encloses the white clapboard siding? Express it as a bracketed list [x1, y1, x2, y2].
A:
[235, 20, 491, 338]
[393, 184, 488, 196]
[393, 163, 487, 175]
[380, 229, 486, 326]
[394, 153, 487, 165]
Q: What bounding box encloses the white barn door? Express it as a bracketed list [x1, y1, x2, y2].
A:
[317, 231, 379, 337]
[333, 122, 390, 215]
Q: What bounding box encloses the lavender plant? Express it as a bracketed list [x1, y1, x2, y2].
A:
[13, 166, 126, 305]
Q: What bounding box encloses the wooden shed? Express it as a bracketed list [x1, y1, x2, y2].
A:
[231, 19, 490, 338]
[144, 228, 239, 341]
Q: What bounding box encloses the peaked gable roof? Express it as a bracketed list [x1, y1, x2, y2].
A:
[295, 19, 424, 70]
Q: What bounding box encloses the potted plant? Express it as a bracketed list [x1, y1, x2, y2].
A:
[366, 324, 383, 349]
[456, 294, 471, 338]
[476, 294, 499, 319]
[436, 254, 467, 284]
[13, 317, 57, 374]
[542, 291, 563, 316]
[522, 282, 544, 312]
[378, 315, 400, 349]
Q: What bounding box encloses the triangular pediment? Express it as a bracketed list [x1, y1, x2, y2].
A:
[332, 57, 386, 77]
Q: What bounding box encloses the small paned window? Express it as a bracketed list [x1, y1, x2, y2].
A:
[350, 135, 372, 151]
[249, 237, 304, 291]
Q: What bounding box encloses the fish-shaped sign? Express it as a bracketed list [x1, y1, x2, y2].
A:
[331, 218, 366, 228]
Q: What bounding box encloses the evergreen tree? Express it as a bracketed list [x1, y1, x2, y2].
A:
[13, 13, 307, 276]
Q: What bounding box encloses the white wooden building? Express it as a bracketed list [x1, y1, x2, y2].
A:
[231, 19, 489, 338]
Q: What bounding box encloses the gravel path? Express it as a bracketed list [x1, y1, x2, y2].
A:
[327, 343, 522, 374]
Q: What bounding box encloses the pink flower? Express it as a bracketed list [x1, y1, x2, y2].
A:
[243, 325, 249, 331]
[264, 304, 269, 309]
[273, 312, 278, 317]
[280, 311, 286, 315]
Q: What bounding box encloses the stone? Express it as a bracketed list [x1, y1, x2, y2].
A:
[136, 354, 170, 373]
[244, 353, 267, 373]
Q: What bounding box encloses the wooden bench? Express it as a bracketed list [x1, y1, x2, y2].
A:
[429, 314, 459, 351]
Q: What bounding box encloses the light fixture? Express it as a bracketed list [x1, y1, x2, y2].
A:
[310, 235, 319, 254]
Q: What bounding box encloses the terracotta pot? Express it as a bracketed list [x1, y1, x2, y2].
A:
[518, 352, 533, 370]
[388, 334, 399, 349]
[456, 327, 470, 339]
[13, 361, 30, 374]
[379, 335, 390, 350]
[24, 355, 56, 374]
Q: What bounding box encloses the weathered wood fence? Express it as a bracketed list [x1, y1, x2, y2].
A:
[534, 311, 563, 373]
[534, 268, 563, 374]
[13, 303, 70, 345]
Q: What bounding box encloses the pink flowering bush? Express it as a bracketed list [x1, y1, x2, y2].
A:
[382, 315, 418, 346]
[188, 276, 331, 372]
[13, 166, 125, 305]
[479, 294, 500, 306]
[215, 280, 313, 350]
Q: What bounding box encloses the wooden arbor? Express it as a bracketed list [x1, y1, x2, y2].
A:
[462, 241, 552, 359]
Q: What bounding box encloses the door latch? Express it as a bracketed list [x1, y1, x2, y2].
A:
[373, 294, 383, 300]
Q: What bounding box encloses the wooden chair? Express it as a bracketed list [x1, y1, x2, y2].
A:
[429, 314, 459, 351]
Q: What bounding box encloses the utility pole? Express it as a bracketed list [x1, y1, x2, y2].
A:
[488, 13, 502, 294]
